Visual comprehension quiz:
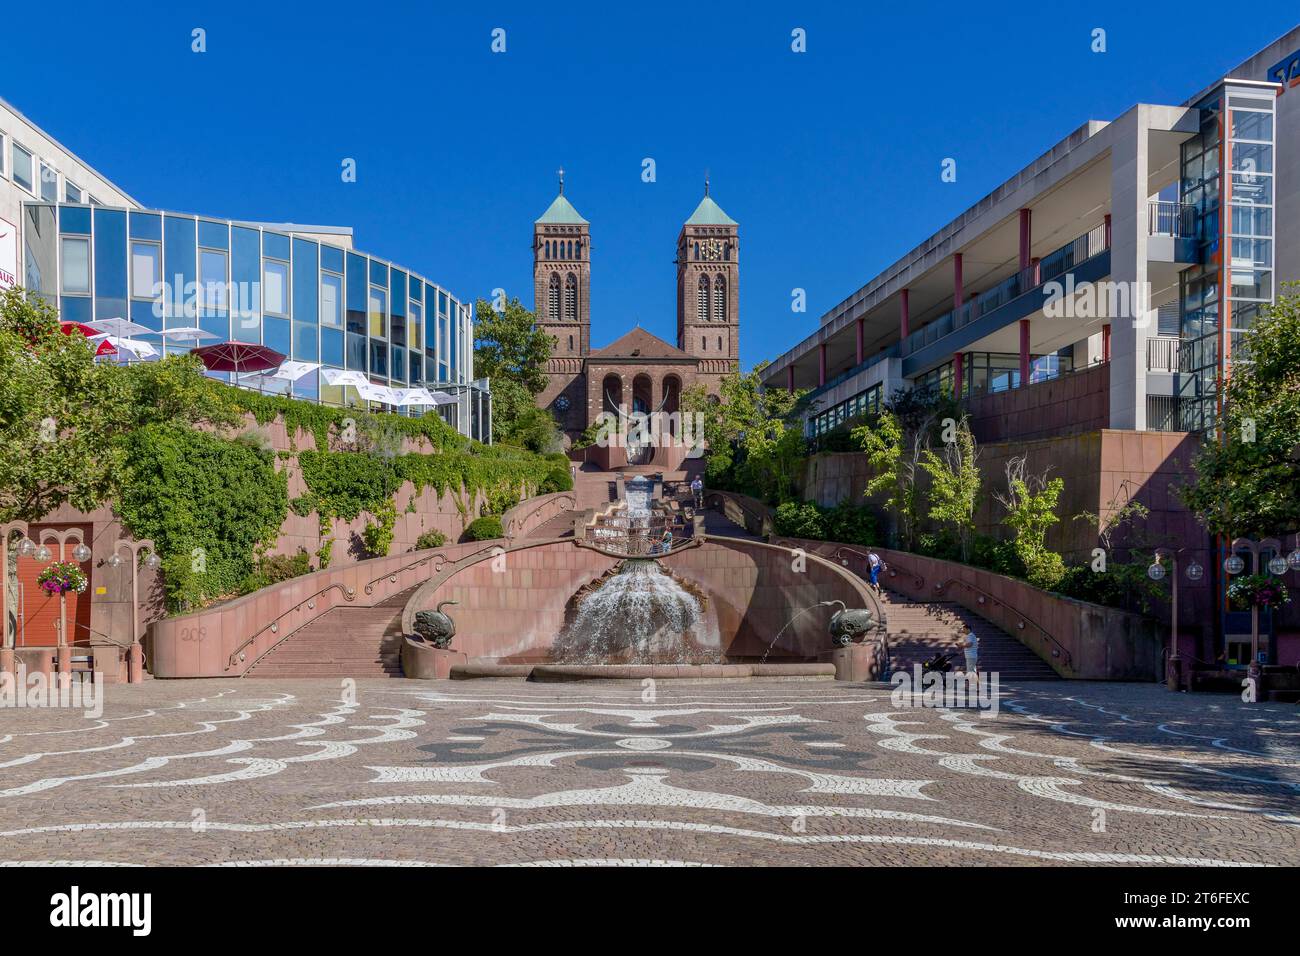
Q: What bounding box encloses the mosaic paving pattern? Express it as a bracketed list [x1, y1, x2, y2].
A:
[0, 679, 1296, 867]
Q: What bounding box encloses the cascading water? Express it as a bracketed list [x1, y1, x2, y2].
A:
[550, 559, 721, 664]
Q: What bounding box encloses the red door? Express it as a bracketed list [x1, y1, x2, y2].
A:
[16, 523, 93, 647]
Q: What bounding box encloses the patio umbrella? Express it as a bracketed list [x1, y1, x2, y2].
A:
[320, 368, 370, 389]
[356, 382, 402, 405]
[86, 317, 155, 338]
[60, 321, 117, 356]
[105, 337, 159, 360]
[190, 341, 285, 376]
[392, 387, 436, 406]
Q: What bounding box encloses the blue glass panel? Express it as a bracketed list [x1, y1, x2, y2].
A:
[450, 301, 459, 379]
[369, 259, 388, 286]
[92, 208, 128, 323]
[321, 327, 344, 366]
[292, 238, 318, 328]
[198, 220, 230, 250]
[199, 314, 230, 342]
[425, 284, 439, 354]
[293, 321, 318, 361]
[59, 205, 92, 234]
[59, 296, 92, 324]
[369, 340, 388, 378]
[292, 369, 319, 402]
[346, 332, 366, 370]
[130, 212, 162, 241]
[263, 231, 290, 261]
[409, 351, 421, 383]
[162, 215, 197, 322]
[231, 226, 261, 343]
[131, 299, 162, 333]
[392, 346, 407, 383]
[264, 316, 291, 356]
[346, 253, 366, 335]
[390, 269, 407, 347]
[425, 356, 437, 382]
[320, 244, 344, 273]
[410, 280, 423, 302]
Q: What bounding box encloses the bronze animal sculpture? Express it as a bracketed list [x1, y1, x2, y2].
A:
[412, 601, 458, 648]
[828, 607, 875, 647]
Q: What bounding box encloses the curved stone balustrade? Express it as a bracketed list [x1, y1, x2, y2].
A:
[501, 491, 577, 540]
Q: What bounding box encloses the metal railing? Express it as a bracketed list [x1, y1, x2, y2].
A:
[1147, 201, 1196, 238]
[1146, 336, 1181, 372]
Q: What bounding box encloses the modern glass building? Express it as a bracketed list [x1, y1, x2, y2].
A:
[1, 95, 489, 442]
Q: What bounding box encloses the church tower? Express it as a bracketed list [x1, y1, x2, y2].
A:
[676, 181, 739, 374]
[533, 170, 591, 359]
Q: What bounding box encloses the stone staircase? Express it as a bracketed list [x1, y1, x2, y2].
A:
[244, 586, 415, 679]
[876, 588, 1060, 680]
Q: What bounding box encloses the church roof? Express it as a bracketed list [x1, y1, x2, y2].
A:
[588, 326, 695, 361]
[536, 193, 588, 224]
[685, 194, 737, 226]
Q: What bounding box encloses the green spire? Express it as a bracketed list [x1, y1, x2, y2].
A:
[536, 166, 588, 224]
[686, 191, 737, 226]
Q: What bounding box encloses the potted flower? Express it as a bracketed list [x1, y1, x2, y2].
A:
[36, 561, 89, 596]
[1227, 573, 1291, 611]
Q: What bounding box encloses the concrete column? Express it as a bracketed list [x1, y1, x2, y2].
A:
[1107, 108, 1150, 430]
[1019, 208, 1032, 271]
[1103, 323, 1112, 363]
[1019, 320, 1031, 386]
[900, 289, 910, 339]
[953, 352, 964, 400]
[953, 253, 963, 312]
[787, 364, 795, 393]
[855, 318, 864, 365]
[818, 343, 827, 387]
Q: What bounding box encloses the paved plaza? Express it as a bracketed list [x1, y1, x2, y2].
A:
[0, 678, 1296, 867]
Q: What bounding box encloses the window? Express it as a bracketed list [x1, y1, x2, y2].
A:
[200, 249, 228, 312]
[713, 275, 726, 321]
[697, 275, 709, 319]
[0, 132, 5, 176]
[408, 299, 421, 346]
[548, 274, 560, 320]
[263, 259, 289, 316]
[368, 286, 387, 338]
[39, 162, 57, 201]
[564, 273, 576, 321]
[321, 272, 343, 327]
[11, 141, 33, 193]
[64, 181, 83, 203]
[61, 237, 90, 294]
[130, 241, 161, 299]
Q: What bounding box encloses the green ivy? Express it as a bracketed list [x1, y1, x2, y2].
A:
[115, 424, 288, 612]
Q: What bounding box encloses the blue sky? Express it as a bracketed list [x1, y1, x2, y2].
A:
[7, 2, 1295, 369]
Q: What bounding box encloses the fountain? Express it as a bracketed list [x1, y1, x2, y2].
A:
[550, 559, 721, 664]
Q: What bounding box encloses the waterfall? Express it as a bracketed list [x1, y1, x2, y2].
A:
[551, 559, 720, 664]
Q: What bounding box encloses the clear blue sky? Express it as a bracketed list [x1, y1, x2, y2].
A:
[7, 2, 1295, 369]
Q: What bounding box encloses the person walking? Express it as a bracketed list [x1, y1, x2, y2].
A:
[962, 627, 979, 677]
[690, 476, 704, 509]
[866, 550, 884, 592]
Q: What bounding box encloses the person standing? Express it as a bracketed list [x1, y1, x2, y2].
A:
[690, 476, 704, 509]
[962, 627, 979, 676]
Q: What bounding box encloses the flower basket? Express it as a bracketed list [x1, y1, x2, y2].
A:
[36, 560, 88, 596]
[1227, 573, 1290, 611]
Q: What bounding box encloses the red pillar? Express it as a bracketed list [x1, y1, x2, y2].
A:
[787, 364, 795, 393]
[1030, 256, 1041, 286]
[1019, 319, 1031, 386]
[818, 343, 827, 387]
[1102, 323, 1112, 363]
[855, 318, 864, 365]
[953, 352, 964, 400]
[1104, 213, 1112, 248]
[1018, 208, 1032, 272]
[900, 289, 910, 339]
[953, 253, 963, 312]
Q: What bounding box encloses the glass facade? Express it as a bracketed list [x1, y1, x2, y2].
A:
[21, 201, 486, 439]
[809, 383, 883, 437]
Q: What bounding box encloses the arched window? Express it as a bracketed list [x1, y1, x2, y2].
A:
[712, 275, 726, 322]
[564, 273, 577, 321]
[548, 274, 561, 321]
[701, 336, 706, 351]
[544, 240, 550, 259]
[694, 242, 700, 260]
[568, 334, 574, 350]
[697, 275, 709, 322]
[724, 242, 731, 262]
[717, 335, 723, 351]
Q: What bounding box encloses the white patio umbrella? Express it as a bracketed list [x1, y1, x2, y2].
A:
[264, 361, 320, 383]
[156, 326, 217, 345]
[393, 387, 437, 406]
[356, 382, 402, 405]
[86, 317, 155, 338]
[107, 337, 159, 360]
[320, 368, 370, 389]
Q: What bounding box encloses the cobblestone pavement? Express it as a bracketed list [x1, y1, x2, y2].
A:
[0, 678, 1296, 867]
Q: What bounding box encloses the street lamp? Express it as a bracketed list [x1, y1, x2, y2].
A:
[0, 520, 30, 672]
[110, 538, 156, 684]
[1224, 536, 1283, 669]
[1149, 548, 1203, 691]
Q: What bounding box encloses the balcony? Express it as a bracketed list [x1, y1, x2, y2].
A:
[1147, 201, 1198, 265]
[1146, 335, 1180, 373]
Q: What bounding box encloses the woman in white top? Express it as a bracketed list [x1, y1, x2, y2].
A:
[962, 629, 979, 675]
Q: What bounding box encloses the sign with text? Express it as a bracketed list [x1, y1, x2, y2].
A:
[0, 217, 16, 289]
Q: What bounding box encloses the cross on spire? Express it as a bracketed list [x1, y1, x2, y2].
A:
[557, 167, 565, 194]
[704, 170, 710, 196]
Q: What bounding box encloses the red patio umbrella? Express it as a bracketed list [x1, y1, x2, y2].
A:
[60, 321, 117, 357]
[189, 342, 285, 376]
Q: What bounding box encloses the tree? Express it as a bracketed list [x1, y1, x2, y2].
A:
[920, 415, 982, 562]
[993, 455, 1065, 589]
[471, 296, 556, 446]
[0, 287, 132, 524]
[681, 363, 808, 502]
[1180, 286, 1300, 536]
[853, 411, 925, 551]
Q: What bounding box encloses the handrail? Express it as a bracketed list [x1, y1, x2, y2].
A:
[226, 580, 358, 671]
[703, 491, 774, 536]
[502, 491, 577, 539]
[930, 576, 1073, 670]
[362, 550, 460, 596]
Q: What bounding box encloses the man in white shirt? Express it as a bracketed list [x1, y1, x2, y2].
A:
[962, 628, 979, 675]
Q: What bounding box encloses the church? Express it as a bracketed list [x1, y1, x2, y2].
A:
[532, 177, 740, 456]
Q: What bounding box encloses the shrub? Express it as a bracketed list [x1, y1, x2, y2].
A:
[540, 452, 574, 494]
[1022, 550, 1066, 591]
[969, 535, 1024, 578]
[414, 529, 446, 550]
[361, 500, 398, 558]
[823, 501, 877, 546]
[243, 549, 313, 592]
[774, 501, 826, 539]
[463, 515, 504, 541]
[289, 495, 316, 517]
